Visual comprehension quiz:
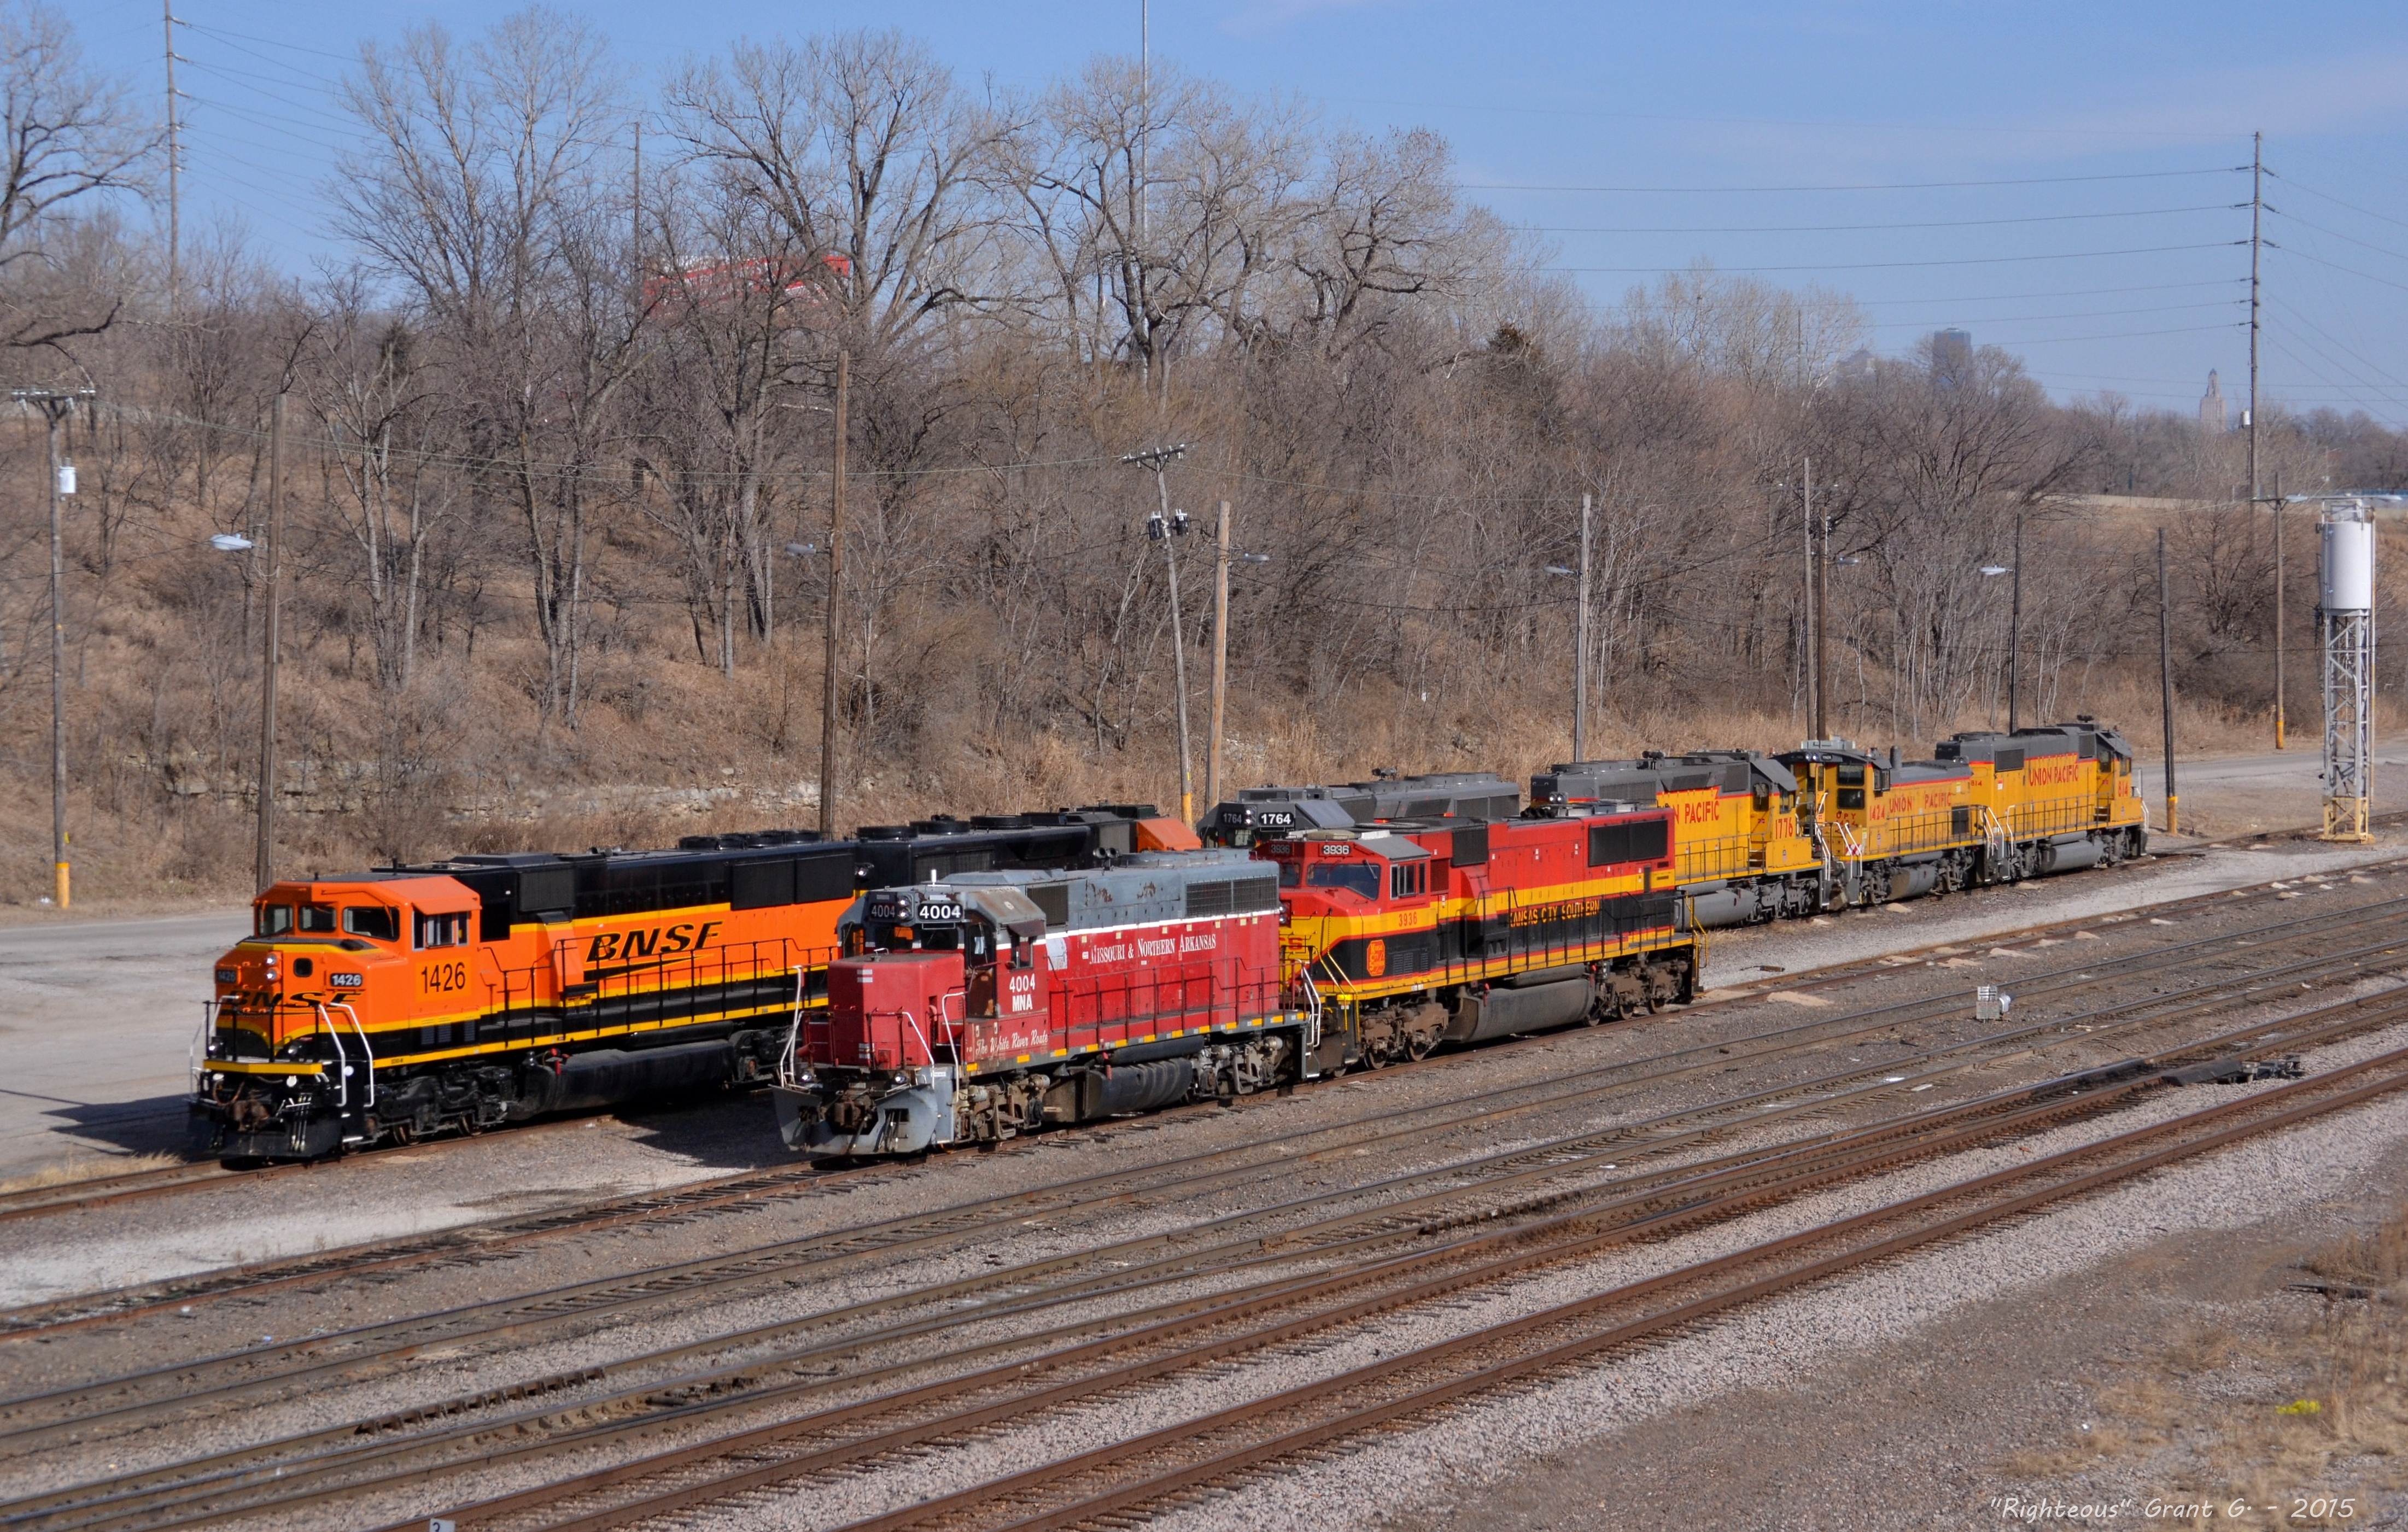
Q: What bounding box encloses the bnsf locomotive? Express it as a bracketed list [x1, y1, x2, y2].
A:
[189, 808, 1198, 1162]
[772, 802, 1696, 1155]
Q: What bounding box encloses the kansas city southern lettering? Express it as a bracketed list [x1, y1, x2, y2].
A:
[587, 921, 724, 963]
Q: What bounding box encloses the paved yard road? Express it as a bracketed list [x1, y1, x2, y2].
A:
[0, 908, 250, 1179]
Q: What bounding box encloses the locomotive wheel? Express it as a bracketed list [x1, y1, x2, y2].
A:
[1407, 1031, 1439, 1061]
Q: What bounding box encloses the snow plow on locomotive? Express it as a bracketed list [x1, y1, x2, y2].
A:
[189, 806, 1199, 1163]
[770, 802, 1700, 1155]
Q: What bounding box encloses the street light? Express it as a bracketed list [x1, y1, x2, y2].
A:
[211, 533, 255, 553]
[14, 384, 93, 908]
[212, 395, 287, 893]
[1978, 511, 2025, 730]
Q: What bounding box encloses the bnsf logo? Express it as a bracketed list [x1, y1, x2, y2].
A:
[587, 920, 723, 963]
[2026, 761, 2082, 787]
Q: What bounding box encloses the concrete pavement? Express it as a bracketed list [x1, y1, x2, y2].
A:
[0, 908, 250, 1180]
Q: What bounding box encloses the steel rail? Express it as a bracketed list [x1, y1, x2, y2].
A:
[385, 1020, 2408, 1532]
[9, 857, 2393, 1355]
[30, 970, 2408, 1532]
[7, 891, 2403, 1462]
[826, 1043, 2408, 1532]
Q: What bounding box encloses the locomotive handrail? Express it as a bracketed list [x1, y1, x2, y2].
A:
[188, 1002, 217, 1097]
[778, 962, 809, 1087]
[315, 1002, 374, 1110]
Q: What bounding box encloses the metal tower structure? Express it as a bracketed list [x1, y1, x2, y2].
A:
[2319, 500, 2376, 842]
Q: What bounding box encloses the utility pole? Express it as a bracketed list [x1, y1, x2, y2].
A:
[2007, 508, 2024, 733]
[2247, 130, 2263, 511]
[256, 395, 285, 892]
[1810, 457, 1830, 742]
[17, 388, 92, 907]
[1574, 493, 1592, 761]
[2157, 527, 2179, 837]
[1137, 0, 1151, 393]
[1124, 443, 1193, 821]
[631, 119, 642, 267]
[1206, 500, 1230, 816]
[2273, 467, 2287, 749]
[818, 350, 848, 839]
[1802, 470, 1816, 736]
[164, 0, 181, 311]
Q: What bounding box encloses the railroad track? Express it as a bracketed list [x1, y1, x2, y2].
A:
[1, 828, 2378, 1242]
[9, 877, 2403, 1446]
[7, 852, 2397, 1354]
[815, 1045, 2408, 1532]
[10, 901, 2408, 1530]
[355, 1011, 2408, 1532]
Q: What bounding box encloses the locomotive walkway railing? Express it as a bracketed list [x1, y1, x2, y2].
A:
[480, 937, 837, 1048]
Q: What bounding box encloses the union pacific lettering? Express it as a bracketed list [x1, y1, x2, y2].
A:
[587, 920, 723, 963]
[1678, 799, 1724, 826]
[2026, 759, 2082, 787]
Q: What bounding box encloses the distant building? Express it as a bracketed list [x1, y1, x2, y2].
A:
[1834, 347, 1878, 382]
[2199, 370, 2226, 432]
[1930, 328, 1972, 381]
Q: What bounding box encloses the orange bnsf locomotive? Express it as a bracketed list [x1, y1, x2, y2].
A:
[190, 808, 1197, 1162]
[770, 802, 1696, 1155]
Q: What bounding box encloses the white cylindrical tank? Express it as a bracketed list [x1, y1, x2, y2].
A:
[2321, 504, 2375, 612]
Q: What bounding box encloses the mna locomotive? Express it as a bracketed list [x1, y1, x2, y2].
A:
[772, 800, 1697, 1155]
[189, 806, 1199, 1162]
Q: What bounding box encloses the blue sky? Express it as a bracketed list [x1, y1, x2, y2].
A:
[72, 0, 2408, 423]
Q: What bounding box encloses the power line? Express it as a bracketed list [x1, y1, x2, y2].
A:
[1534, 204, 2237, 236]
[2266, 170, 2408, 237]
[1556, 241, 2240, 274]
[1466, 166, 2245, 195]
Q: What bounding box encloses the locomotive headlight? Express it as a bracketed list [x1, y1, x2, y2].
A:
[284, 1075, 297, 1086]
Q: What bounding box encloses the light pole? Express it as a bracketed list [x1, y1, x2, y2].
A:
[1123, 443, 1193, 821]
[15, 386, 93, 908]
[1978, 513, 2024, 734]
[211, 395, 287, 892]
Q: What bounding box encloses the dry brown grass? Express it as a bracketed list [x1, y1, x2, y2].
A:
[1996, 1212, 2408, 1528]
[0, 1152, 183, 1196]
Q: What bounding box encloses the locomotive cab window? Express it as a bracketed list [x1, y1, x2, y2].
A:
[342, 905, 400, 942]
[298, 903, 337, 934]
[1388, 862, 1428, 900]
[1837, 788, 1865, 810]
[1752, 782, 1769, 811]
[255, 903, 293, 937]
[415, 911, 470, 949]
[1304, 862, 1380, 899]
[1276, 862, 1301, 888]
